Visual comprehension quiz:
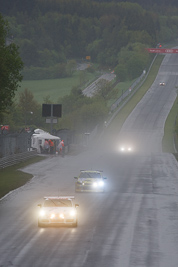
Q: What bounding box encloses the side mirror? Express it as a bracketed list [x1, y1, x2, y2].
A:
[75, 204, 79, 208]
[74, 177, 78, 179]
[103, 177, 107, 179]
[38, 204, 42, 208]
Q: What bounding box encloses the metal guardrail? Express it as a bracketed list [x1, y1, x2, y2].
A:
[0, 150, 37, 169]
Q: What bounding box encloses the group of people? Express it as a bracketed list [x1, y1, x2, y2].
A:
[43, 139, 64, 156]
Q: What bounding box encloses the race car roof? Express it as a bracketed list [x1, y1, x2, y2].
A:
[80, 170, 103, 173]
[44, 196, 75, 200]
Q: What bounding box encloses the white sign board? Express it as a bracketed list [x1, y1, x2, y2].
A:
[46, 118, 58, 123]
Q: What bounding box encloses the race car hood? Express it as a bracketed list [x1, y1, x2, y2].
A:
[42, 207, 74, 213]
[78, 178, 102, 183]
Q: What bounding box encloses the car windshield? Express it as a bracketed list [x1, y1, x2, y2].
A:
[44, 199, 72, 207]
[79, 172, 102, 178]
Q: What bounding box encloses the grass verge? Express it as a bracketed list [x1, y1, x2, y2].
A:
[162, 96, 178, 152]
[0, 156, 45, 199]
[18, 71, 98, 103]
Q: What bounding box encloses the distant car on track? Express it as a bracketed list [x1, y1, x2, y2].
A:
[74, 170, 107, 192]
[159, 82, 165, 86]
[37, 196, 79, 227]
[119, 144, 133, 153]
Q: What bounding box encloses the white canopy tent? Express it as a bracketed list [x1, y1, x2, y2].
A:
[31, 129, 60, 153]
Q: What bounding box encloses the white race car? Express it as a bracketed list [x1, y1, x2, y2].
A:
[159, 82, 165, 86]
[119, 144, 133, 152]
[38, 196, 79, 227]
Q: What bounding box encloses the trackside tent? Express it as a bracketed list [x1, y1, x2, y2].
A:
[31, 130, 60, 153]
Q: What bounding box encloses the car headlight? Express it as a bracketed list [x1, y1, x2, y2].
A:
[93, 182, 98, 187]
[98, 181, 104, 186]
[39, 209, 46, 217]
[120, 147, 125, 151]
[70, 209, 76, 217]
[128, 147, 132, 151]
[59, 213, 64, 219]
[50, 213, 56, 219]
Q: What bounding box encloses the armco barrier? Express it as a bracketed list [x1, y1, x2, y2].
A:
[0, 150, 37, 169]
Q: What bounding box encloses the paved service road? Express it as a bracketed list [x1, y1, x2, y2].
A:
[1, 53, 178, 267]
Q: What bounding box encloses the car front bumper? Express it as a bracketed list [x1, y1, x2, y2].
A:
[75, 183, 104, 192]
[38, 217, 77, 225]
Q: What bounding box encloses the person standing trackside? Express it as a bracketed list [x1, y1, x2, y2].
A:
[59, 140, 65, 157]
[44, 139, 49, 153]
[49, 139, 54, 154]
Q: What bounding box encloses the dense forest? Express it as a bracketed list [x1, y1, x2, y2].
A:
[1, 0, 178, 14]
[1, 0, 178, 137]
[1, 0, 178, 80]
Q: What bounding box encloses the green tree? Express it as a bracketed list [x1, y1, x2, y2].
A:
[43, 95, 52, 104]
[79, 101, 108, 133]
[87, 39, 102, 60]
[79, 70, 87, 86]
[95, 79, 112, 100]
[115, 64, 128, 81]
[0, 103, 23, 132]
[58, 85, 88, 115]
[19, 39, 39, 66]
[18, 88, 41, 126]
[66, 59, 77, 76]
[116, 42, 150, 81]
[0, 14, 23, 118]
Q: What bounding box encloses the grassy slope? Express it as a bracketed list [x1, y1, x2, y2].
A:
[0, 156, 45, 199]
[18, 72, 98, 103]
[162, 96, 178, 152]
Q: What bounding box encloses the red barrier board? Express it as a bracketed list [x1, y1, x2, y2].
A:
[146, 48, 178, 53]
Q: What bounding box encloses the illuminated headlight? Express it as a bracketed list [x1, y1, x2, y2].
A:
[98, 181, 104, 186]
[128, 147, 132, 151]
[39, 209, 46, 217]
[70, 209, 76, 217]
[50, 213, 56, 219]
[93, 182, 98, 187]
[59, 213, 64, 219]
[120, 147, 125, 151]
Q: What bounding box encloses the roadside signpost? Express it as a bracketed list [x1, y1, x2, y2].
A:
[42, 104, 62, 133]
